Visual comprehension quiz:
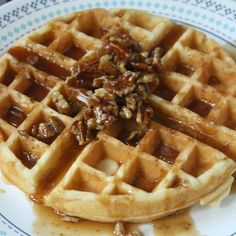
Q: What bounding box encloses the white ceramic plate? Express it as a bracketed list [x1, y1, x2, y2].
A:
[0, 0, 236, 235]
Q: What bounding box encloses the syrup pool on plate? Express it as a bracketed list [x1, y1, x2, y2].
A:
[32, 204, 199, 236]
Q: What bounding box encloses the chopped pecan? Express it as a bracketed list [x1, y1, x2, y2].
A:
[125, 93, 137, 111]
[129, 62, 152, 72]
[93, 88, 109, 99]
[136, 102, 153, 125]
[143, 106, 153, 125]
[107, 42, 128, 59]
[104, 71, 137, 97]
[86, 118, 97, 129]
[88, 88, 117, 107]
[78, 52, 100, 72]
[136, 101, 143, 124]
[113, 222, 142, 236]
[83, 108, 93, 120]
[26, 55, 39, 65]
[113, 222, 126, 236]
[126, 130, 141, 143]
[67, 76, 94, 90]
[112, 34, 141, 52]
[136, 85, 147, 100]
[92, 76, 108, 88]
[140, 51, 149, 58]
[99, 55, 121, 75]
[94, 106, 108, 130]
[128, 53, 145, 62]
[118, 61, 126, 73]
[137, 74, 156, 83]
[52, 91, 72, 115]
[31, 116, 64, 141]
[21, 151, 38, 164]
[119, 106, 132, 119]
[23, 68, 32, 80]
[3, 106, 26, 127]
[151, 47, 162, 71]
[71, 119, 94, 145]
[49, 116, 65, 134]
[62, 215, 80, 223]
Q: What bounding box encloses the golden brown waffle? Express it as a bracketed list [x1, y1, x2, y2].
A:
[0, 8, 235, 223]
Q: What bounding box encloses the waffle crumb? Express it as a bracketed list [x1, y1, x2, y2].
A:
[113, 222, 142, 236]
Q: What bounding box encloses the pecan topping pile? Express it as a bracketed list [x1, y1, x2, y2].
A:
[70, 27, 161, 145]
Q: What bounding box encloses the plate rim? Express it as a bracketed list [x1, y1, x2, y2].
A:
[0, 0, 235, 236]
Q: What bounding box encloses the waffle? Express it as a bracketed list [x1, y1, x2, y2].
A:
[0, 8, 235, 223]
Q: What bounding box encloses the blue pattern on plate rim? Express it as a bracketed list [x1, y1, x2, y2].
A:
[0, 0, 235, 235]
[0, 0, 235, 29]
[0, 213, 29, 236]
[0, 0, 236, 52]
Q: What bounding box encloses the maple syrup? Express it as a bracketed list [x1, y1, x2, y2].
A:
[24, 80, 50, 102]
[2, 106, 27, 127]
[153, 142, 179, 164]
[231, 177, 236, 194]
[17, 150, 39, 169]
[187, 98, 214, 118]
[30, 145, 84, 203]
[154, 112, 232, 157]
[32, 204, 199, 236]
[32, 204, 114, 236]
[175, 63, 195, 77]
[64, 46, 86, 60]
[208, 75, 221, 86]
[155, 82, 177, 101]
[152, 209, 199, 236]
[0, 64, 16, 86]
[131, 172, 160, 192]
[8, 46, 71, 80]
[85, 27, 107, 39]
[117, 128, 144, 147]
[159, 25, 186, 55]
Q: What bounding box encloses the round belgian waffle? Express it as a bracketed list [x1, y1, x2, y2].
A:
[0, 9, 235, 222]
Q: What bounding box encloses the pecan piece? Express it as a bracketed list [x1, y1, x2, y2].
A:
[137, 74, 156, 83]
[99, 55, 121, 75]
[21, 151, 39, 168]
[119, 106, 132, 119]
[129, 62, 152, 72]
[107, 42, 128, 59]
[49, 116, 65, 134]
[113, 222, 142, 236]
[136, 102, 153, 125]
[71, 119, 94, 145]
[104, 71, 137, 97]
[125, 93, 137, 111]
[26, 54, 39, 65]
[92, 76, 108, 88]
[31, 116, 64, 141]
[113, 222, 126, 236]
[151, 47, 162, 71]
[52, 91, 72, 115]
